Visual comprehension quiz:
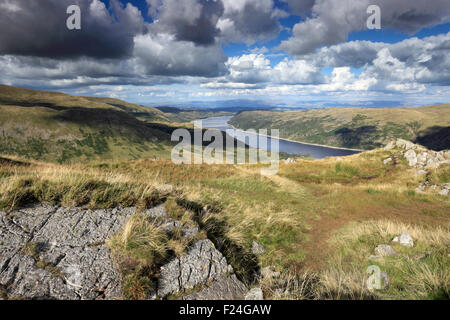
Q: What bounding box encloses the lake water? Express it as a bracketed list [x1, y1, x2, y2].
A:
[195, 116, 362, 160]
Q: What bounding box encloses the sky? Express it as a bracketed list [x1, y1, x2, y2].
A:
[0, 0, 450, 108]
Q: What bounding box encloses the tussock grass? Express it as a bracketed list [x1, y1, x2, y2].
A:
[108, 214, 168, 300]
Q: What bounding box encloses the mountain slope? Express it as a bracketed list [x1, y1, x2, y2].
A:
[229, 105, 450, 150]
[0, 85, 174, 163]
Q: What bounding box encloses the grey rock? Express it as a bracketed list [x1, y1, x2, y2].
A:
[384, 141, 395, 150]
[374, 245, 398, 257]
[0, 204, 136, 300]
[158, 239, 233, 298]
[404, 150, 417, 167]
[251, 241, 266, 255]
[182, 275, 247, 300]
[143, 204, 168, 219]
[414, 169, 427, 176]
[182, 225, 199, 238]
[439, 189, 449, 196]
[392, 232, 414, 247]
[383, 158, 392, 165]
[396, 139, 415, 150]
[245, 288, 264, 300]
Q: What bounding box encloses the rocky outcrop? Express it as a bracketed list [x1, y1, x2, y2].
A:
[0, 204, 249, 300]
[384, 139, 449, 195]
[385, 139, 450, 170]
[0, 204, 137, 300]
[182, 275, 247, 300]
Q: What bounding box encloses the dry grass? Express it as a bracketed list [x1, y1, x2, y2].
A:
[1, 148, 449, 300]
[107, 214, 168, 300]
[318, 220, 450, 300]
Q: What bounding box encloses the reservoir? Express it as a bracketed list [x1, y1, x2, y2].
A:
[195, 116, 362, 160]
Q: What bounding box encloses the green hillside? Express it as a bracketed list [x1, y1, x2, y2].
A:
[0, 85, 175, 163]
[229, 105, 450, 150]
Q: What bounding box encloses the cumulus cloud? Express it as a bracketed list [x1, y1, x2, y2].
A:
[0, 0, 145, 59]
[306, 32, 450, 86]
[279, 0, 450, 55]
[133, 33, 228, 77]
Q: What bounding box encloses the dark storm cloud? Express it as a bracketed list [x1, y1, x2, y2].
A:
[147, 0, 224, 45]
[218, 0, 284, 44]
[0, 0, 145, 59]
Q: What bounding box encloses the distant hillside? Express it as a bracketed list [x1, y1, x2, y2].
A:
[156, 106, 234, 123]
[0, 85, 175, 163]
[230, 105, 450, 150]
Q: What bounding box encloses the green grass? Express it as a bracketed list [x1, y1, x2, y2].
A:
[0, 143, 449, 300]
[0, 85, 178, 163]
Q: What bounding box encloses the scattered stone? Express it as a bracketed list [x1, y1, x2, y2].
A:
[284, 158, 295, 164]
[245, 288, 264, 300]
[251, 241, 266, 255]
[414, 169, 427, 176]
[413, 251, 432, 261]
[374, 244, 398, 257]
[439, 189, 449, 196]
[157, 239, 234, 298]
[182, 275, 247, 300]
[404, 150, 417, 167]
[383, 158, 392, 165]
[392, 232, 414, 247]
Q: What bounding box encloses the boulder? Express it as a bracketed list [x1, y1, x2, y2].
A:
[374, 244, 398, 257]
[392, 232, 414, 247]
[383, 158, 392, 165]
[251, 241, 266, 255]
[245, 288, 264, 300]
[182, 275, 247, 300]
[157, 239, 234, 298]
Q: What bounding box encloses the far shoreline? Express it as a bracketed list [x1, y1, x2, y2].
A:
[194, 116, 365, 153]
